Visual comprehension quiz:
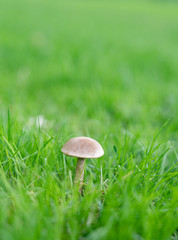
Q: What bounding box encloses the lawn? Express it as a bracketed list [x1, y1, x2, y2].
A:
[0, 1, 178, 239]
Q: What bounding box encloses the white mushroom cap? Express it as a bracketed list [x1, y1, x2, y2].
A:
[61, 137, 104, 159]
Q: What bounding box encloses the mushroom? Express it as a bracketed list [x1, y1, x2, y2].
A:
[61, 137, 104, 193]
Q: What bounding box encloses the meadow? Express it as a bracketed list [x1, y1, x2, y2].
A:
[0, 1, 178, 239]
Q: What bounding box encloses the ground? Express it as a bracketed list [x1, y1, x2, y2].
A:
[0, 1, 178, 239]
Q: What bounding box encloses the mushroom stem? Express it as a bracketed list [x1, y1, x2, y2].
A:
[74, 158, 85, 192]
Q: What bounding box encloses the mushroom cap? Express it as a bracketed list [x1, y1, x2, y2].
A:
[61, 137, 104, 159]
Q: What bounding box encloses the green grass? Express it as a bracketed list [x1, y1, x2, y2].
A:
[0, 1, 178, 239]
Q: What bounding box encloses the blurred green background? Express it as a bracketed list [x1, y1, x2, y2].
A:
[0, 0, 178, 141]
